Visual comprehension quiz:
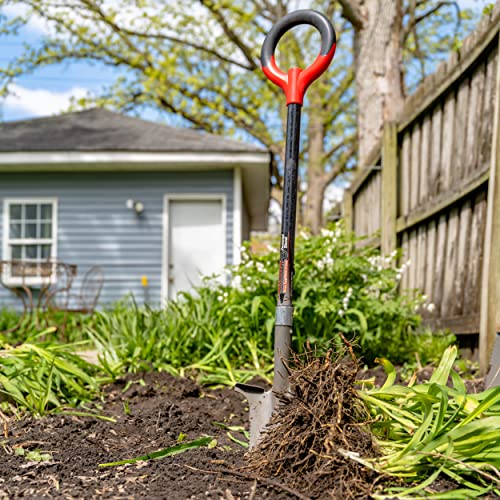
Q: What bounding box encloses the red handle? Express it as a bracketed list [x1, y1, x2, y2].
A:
[261, 10, 336, 105]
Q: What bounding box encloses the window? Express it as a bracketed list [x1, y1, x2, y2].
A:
[3, 199, 58, 285]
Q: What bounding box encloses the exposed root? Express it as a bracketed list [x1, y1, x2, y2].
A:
[247, 349, 383, 499]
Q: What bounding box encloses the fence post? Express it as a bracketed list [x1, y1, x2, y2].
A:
[479, 34, 500, 374]
[381, 122, 398, 255]
[343, 188, 353, 233]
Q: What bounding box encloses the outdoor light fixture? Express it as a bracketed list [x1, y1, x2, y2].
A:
[126, 199, 145, 215]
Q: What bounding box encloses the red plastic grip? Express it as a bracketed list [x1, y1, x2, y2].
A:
[262, 44, 336, 105]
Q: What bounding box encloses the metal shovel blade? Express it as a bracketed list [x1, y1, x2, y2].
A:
[234, 383, 276, 449]
[235, 322, 291, 449]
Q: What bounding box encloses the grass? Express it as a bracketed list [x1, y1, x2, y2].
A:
[358, 346, 500, 498]
[0, 327, 104, 415]
[98, 436, 215, 467]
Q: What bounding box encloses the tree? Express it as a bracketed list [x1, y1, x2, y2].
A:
[338, 0, 470, 167]
[0, 1, 472, 232]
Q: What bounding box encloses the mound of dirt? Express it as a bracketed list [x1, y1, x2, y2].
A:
[248, 351, 383, 499]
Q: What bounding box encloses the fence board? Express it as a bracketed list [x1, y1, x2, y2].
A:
[453, 78, 470, 184]
[429, 105, 443, 198]
[420, 115, 432, 204]
[441, 92, 456, 192]
[409, 228, 418, 290]
[353, 171, 382, 237]
[401, 231, 410, 290]
[466, 63, 486, 176]
[464, 190, 487, 315]
[410, 125, 421, 211]
[400, 132, 411, 217]
[433, 214, 448, 316]
[425, 219, 437, 306]
[442, 207, 460, 317]
[417, 224, 427, 294]
[455, 200, 473, 316]
[479, 49, 498, 169]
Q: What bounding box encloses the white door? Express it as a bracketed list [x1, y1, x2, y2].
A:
[165, 197, 225, 300]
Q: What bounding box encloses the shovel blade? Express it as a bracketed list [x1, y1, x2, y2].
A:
[235, 383, 277, 449]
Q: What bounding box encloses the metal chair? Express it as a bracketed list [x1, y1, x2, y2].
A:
[48, 266, 104, 314]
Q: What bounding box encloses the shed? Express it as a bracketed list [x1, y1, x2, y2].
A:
[0, 109, 270, 307]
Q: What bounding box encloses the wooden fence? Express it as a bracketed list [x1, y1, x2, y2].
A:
[343, 4, 500, 372]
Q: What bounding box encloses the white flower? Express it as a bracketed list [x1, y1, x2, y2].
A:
[217, 296, 223, 301]
[427, 303, 436, 313]
[338, 310, 344, 317]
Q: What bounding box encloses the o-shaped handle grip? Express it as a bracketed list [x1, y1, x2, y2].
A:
[261, 10, 336, 105]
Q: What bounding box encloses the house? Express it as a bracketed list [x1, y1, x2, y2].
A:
[0, 109, 270, 307]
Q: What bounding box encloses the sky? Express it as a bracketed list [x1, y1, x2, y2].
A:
[0, 0, 492, 123]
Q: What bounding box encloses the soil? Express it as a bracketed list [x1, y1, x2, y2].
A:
[0, 372, 295, 499]
[0, 365, 487, 499]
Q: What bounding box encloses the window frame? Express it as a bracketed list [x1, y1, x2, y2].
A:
[2, 197, 58, 286]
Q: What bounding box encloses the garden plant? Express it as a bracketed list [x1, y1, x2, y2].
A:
[0, 225, 496, 498]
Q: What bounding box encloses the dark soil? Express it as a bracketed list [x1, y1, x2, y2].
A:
[0, 372, 295, 499]
[0, 363, 486, 499]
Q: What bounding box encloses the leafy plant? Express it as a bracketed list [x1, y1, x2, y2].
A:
[15, 446, 53, 462]
[83, 224, 453, 385]
[358, 346, 500, 498]
[0, 328, 103, 415]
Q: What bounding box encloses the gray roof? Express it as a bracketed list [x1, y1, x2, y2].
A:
[0, 108, 265, 153]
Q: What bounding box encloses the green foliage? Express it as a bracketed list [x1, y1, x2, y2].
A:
[0, 308, 95, 345]
[15, 446, 53, 462]
[0, 327, 102, 415]
[85, 224, 452, 384]
[228, 225, 449, 365]
[98, 436, 214, 467]
[86, 294, 274, 386]
[359, 346, 500, 498]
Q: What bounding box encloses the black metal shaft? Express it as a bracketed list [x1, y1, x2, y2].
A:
[277, 103, 301, 307]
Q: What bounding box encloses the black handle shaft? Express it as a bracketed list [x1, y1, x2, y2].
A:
[277, 103, 301, 306]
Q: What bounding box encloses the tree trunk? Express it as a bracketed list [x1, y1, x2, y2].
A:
[354, 0, 404, 166]
[304, 92, 327, 234]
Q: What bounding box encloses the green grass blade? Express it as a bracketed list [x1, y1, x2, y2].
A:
[98, 436, 213, 467]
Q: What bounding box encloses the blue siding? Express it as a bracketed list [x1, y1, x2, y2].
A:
[0, 170, 234, 308]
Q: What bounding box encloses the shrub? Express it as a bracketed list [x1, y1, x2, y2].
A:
[87, 224, 453, 383]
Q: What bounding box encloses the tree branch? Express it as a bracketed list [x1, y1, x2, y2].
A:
[337, 0, 364, 30]
[198, 0, 259, 70]
[322, 142, 357, 185]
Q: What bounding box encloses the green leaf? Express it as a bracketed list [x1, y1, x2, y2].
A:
[98, 436, 213, 467]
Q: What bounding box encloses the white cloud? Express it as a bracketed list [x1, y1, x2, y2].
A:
[2, 4, 51, 34]
[3, 84, 89, 118]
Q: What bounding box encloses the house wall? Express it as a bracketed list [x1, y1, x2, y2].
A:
[0, 170, 234, 309]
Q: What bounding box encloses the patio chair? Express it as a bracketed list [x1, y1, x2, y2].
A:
[46, 266, 104, 338]
[48, 266, 104, 314]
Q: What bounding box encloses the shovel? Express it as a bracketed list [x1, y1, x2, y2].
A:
[236, 9, 336, 449]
